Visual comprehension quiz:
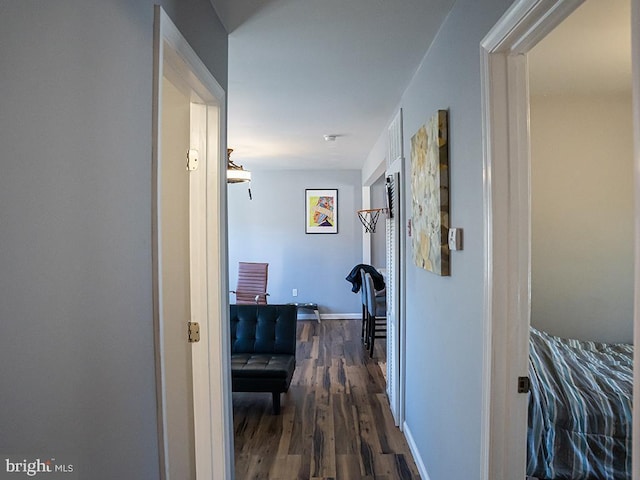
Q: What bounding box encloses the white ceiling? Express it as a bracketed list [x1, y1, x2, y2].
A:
[211, 0, 631, 172]
[529, 0, 631, 96]
[210, 0, 457, 170]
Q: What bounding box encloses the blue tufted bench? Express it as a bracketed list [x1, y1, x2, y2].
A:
[229, 304, 297, 414]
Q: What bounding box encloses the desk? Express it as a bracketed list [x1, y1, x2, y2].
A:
[287, 302, 321, 323]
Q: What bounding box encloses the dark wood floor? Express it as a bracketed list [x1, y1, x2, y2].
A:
[233, 319, 420, 480]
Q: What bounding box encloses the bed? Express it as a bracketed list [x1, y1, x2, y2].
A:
[527, 327, 633, 480]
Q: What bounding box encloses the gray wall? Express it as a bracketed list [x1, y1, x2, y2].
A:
[0, 1, 227, 478]
[227, 169, 363, 315]
[365, 0, 514, 477]
[370, 175, 387, 269]
[530, 93, 634, 343]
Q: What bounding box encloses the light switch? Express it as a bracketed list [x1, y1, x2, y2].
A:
[448, 228, 463, 251]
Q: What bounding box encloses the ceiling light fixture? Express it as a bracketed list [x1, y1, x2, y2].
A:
[226, 148, 251, 183]
[323, 134, 337, 142]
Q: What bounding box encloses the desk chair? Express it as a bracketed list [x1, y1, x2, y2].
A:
[231, 262, 270, 304]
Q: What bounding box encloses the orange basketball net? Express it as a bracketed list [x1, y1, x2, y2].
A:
[357, 208, 387, 233]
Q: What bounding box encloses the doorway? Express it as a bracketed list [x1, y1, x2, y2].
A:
[361, 114, 406, 429]
[527, 1, 634, 477]
[481, 0, 640, 478]
[152, 7, 232, 480]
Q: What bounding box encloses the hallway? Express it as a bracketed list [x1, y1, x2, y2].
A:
[233, 319, 419, 479]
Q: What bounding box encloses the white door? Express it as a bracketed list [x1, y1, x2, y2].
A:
[385, 109, 405, 427]
[384, 167, 404, 427]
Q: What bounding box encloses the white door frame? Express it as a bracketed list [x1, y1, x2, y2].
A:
[480, 1, 585, 477]
[152, 7, 233, 479]
[385, 160, 406, 428]
[480, 0, 640, 478]
[632, 0, 640, 476]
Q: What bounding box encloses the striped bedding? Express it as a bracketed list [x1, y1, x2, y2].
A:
[527, 327, 633, 480]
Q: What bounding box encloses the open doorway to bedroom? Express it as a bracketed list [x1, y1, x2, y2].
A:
[481, 0, 640, 477]
[526, 0, 634, 478]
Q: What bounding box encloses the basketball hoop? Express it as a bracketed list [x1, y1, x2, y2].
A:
[357, 208, 387, 233]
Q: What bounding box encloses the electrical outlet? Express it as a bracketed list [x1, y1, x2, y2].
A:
[292, 288, 298, 297]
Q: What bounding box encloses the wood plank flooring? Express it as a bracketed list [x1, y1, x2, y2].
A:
[233, 319, 420, 480]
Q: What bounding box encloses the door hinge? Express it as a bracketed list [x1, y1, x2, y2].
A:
[188, 322, 200, 343]
[517, 376, 530, 393]
[186, 149, 199, 171]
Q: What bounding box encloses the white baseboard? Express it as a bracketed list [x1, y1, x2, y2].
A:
[403, 421, 431, 480]
[296, 313, 361, 320]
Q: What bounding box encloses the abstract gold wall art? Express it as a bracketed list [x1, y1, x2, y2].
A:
[410, 110, 450, 275]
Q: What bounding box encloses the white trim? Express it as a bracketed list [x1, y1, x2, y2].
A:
[189, 103, 210, 478]
[363, 157, 388, 187]
[158, 12, 225, 103]
[402, 421, 431, 480]
[296, 313, 361, 321]
[152, 7, 232, 480]
[480, 1, 585, 478]
[152, 11, 169, 477]
[633, 0, 640, 476]
[386, 157, 406, 429]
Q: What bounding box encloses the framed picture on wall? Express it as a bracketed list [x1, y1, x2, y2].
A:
[305, 189, 338, 234]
